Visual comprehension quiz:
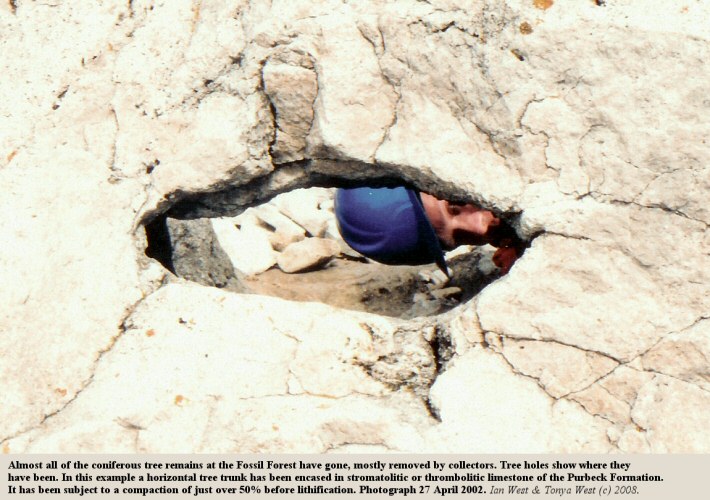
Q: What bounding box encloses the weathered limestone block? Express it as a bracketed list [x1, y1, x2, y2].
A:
[270, 188, 334, 237]
[477, 236, 693, 361]
[277, 237, 341, 273]
[263, 59, 318, 163]
[211, 215, 277, 276]
[375, 91, 522, 207]
[251, 202, 307, 251]
[569, 384, 633, 431]
[0, 153, 147, 440]
[521, 98, 596, 196]
[303, 15, 398, 162]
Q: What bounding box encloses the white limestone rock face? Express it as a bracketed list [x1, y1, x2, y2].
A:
[426, 349, 612, 453]
[1, 0, 708, 453]
[4, 284, 436, 453]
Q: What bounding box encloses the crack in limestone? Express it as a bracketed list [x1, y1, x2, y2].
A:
[569, 314, 710, 398]
[622, 374, 652, 450]
[462, 115, 509, 164]
[107, 106, 121, 183]
[573, 404, 618, 428]
[43, 293, 153, 423]
[574, 124, 609, 198]
[564, 321, 710, 435]
[624, 316, 710, 395]
[260, 63, 280, 162]
[601, 197, 709, 228]
[632, 367, 710, 395]
[476, 311, 625, 363]
[483, 330, 620, 405]
[474, 310, 661, 429]
[537, 230, 665, 273]
[517, 96, 547, 130]
[634, 163, 708, 199]
[540, 230, 592, 242]
[476, 330, 560, 402]
[356, 22, 401, 163]
[406, 6, 484, 42]
[517, 97, 559, 177]
[270, 320, 399, 401]
[569, 382, 632, 427]
[116, 417, 145, 451]
[321, 440, 395, 453]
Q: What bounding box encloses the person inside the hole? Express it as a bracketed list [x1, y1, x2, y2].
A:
[334, 186, 522, 276]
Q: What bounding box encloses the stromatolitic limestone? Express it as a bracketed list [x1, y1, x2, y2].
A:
[425, 348, 612, 453]
[1, 0, 708, 453]
[3, 284, 436, 453]
[476, 234, 705, 362]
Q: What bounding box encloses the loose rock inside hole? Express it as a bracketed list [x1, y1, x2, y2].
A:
[144, 187, 524, 319]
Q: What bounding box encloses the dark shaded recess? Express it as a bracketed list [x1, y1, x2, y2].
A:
[145, 213, 249, 292]
[423, 398, 442, 422]
[144, 213, 175, 273]
[446, 252, 501, 302]
[164, 167, 416, 220]
[428, 326, 453, 374]
[166, 218, 248, 292]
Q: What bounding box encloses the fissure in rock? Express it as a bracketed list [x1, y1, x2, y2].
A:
[144, 182, 527, 319]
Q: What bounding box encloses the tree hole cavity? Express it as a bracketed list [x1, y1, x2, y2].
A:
[144, 187, 522, 319]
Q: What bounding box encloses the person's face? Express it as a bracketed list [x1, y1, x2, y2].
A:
[419, 192, 502, 249]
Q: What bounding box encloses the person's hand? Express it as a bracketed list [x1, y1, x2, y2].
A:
[492, 246, 519, 275]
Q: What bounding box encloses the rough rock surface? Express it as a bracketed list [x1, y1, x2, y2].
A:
[164, 217, 247, 292]
[277, 237, 341, 273]
[1, 0, 708, 453]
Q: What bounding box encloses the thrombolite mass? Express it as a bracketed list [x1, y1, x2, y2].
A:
[0, 0, 708, 452]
